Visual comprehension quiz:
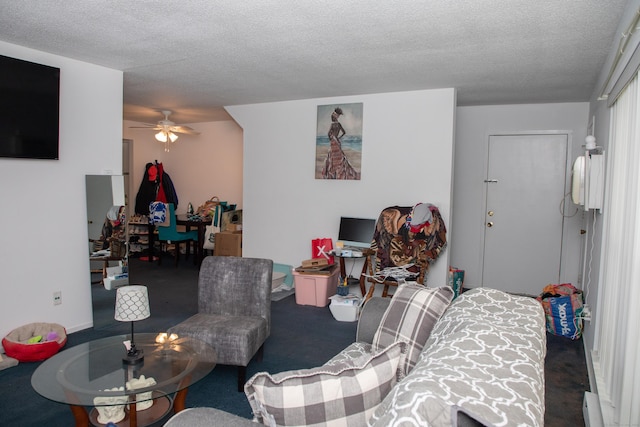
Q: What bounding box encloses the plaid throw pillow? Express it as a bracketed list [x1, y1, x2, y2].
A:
[372, 284, 453, 374]
[244, 341, 407, 427]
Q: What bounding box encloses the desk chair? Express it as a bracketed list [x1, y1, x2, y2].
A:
[366, 204, 447, 299]
[157, 203, 198, 266]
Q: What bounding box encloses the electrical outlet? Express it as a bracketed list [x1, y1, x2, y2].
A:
[582, 304, 591, 322]
[53, 291, 62, 306]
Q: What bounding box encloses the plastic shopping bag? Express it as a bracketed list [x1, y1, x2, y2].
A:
[312, 238, 335, 265]
[537, 283, 584, 340]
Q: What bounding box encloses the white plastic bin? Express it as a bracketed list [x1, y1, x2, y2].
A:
[329, 294, 362, 322]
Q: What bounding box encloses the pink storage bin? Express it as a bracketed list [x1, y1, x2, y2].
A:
[293, 268, 339, 307]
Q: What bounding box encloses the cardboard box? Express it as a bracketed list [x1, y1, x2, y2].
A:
[293, 268, 339, 307]
[301, 258, 328, 268]
[214, 231, 242, 257]
[226, 223, 243, 231]
[221, 209, 243, 231]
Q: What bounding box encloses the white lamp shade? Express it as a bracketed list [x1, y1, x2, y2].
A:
[114, 285, 150, 322]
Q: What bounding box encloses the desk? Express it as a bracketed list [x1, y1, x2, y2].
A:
[176, 215, 212, 266]
[335, 248, 373, 297]
[31, 334, 216, 427]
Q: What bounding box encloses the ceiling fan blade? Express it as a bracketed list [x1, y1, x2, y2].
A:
[129, 111, 199, 138]
[129, 123, 160, 129]
[169, 125, 200, 135]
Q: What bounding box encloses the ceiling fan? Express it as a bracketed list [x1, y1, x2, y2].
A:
[130, 110, 200, 152]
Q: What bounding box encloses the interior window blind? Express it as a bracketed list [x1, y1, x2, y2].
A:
[592, 74, 640, 426]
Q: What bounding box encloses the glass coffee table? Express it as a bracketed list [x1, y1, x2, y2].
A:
[31, 333, 216, 427]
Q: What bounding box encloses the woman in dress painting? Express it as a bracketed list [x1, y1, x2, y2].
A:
[322, 107, 360, 179]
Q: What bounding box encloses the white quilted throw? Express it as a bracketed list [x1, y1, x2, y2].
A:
[369, 288, 547, 427]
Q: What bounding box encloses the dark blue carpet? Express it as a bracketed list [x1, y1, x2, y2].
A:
[0, 257, 357, 426]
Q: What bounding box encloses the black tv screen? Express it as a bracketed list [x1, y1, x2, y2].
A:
[0, 54, 60, 160]
[338, 217, 377, 248]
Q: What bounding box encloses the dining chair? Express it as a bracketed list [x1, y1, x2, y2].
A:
[157, 203, 198, 266]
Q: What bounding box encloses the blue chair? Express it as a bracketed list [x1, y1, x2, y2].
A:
[157, 203, 198, 266]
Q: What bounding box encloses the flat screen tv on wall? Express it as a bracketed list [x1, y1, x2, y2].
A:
[0, 54, 60, 160]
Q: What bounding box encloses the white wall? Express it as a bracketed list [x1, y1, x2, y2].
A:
[0, 41, 123, 341]
[228, 88, 456, 286]
[452, 103, 590, 288]
[123, 120, 243, 215]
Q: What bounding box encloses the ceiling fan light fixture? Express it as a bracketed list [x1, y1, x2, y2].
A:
[129, 110, 195, 152]
[155, 131, 167, 143]
[155, 130, 178, 151]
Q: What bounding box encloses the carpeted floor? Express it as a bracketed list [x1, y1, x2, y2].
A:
[0, 256, 589, 426]
[544, 333, 590, 425]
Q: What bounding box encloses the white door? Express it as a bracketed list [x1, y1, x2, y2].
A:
[482, 133, 568, 296]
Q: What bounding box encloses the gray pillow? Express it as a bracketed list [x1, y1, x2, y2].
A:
[244, 341, 407, 426]
[372, 284, 453, 374]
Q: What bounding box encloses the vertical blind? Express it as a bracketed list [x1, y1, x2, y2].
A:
[592, 74, 640, 426]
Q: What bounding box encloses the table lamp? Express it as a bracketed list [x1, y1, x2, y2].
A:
[114, 285, 150, 364]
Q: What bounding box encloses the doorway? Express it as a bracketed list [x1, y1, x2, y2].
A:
[482, 133, 568, 295]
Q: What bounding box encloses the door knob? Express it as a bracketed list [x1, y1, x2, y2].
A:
[487, 222, 494, 227]
[488, 211, 494, 217]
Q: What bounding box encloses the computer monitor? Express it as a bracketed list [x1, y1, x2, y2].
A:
[337, 217, 377, 248]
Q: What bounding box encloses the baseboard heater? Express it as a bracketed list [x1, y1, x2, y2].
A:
[583, 391, 604, 427]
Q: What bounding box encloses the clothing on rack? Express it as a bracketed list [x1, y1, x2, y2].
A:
[134, 161, 178, 215]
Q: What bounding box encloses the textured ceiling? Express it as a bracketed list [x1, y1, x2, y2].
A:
[0, 1, 629, 124]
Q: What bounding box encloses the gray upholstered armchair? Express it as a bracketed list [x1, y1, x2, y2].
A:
[168, 256, 273, 391]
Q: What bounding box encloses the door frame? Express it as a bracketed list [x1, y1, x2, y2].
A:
[479, 130, 576, 287]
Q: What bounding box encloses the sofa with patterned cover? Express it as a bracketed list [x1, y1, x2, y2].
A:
[165, 286, 546, 427]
